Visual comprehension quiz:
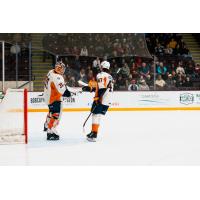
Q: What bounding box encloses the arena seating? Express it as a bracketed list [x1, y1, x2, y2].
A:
[0, 33, 200, 91]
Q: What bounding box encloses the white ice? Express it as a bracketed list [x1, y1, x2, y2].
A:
[0, 110, 200, 165]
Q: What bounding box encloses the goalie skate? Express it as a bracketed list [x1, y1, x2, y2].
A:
[47, 128, 59, 140]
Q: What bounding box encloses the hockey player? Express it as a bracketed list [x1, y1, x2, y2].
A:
[43, 61, 80, 140]
[84, 61, 114, 142]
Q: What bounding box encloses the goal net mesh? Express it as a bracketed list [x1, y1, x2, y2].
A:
[0, 89, 27, 144]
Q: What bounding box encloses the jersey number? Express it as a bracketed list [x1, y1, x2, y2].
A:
[58, 83, 64, 88]
[97, 77, 107, 87]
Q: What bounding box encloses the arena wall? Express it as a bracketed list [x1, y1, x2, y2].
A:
[27, 91, 200, 112]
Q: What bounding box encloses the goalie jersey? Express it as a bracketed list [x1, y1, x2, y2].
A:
[44, 69, 67, 105]
[95, 71, 114, 106]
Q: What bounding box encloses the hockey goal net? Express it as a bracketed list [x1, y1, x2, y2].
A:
[0, 89, 28, 144]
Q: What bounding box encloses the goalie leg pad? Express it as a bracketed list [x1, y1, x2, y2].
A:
[48, 113, 59, 129]
[44, 112, 51, 131]
[48, 101, 62, 129]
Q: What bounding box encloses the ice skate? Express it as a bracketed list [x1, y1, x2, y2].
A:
[86, 132, 97, 142]
[47, 128, 59, 140]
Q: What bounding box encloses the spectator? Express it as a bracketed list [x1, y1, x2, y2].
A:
[166, 74, 176, 90]
[185, 63, 195, 77]
[164, 44, 173, 55]
[72, 46, 80, 55]
[178, 39, 185, 50]
[111, 63, 121, 78]
[74, 55, 81, 70]
[168, 38, 177, 49]
[128, 79, 138, 91]
[176, 74, 184, 88]
[121, 62, 130, 78]
[87, 70, 94, 81]
[146, 74, 153, 87]
[88, 77, 98, 91]
[156, 62, 167, 79]
[181, 45, 190, 56]
[195, 63, 200, 78]
[68, 76, 76, 87]
[173, 44, 181, 55]
[183, 77, 193, 87]
[167, 62, 176, 75]
[130, 62, 139, 79]
[155, 74, 166, 90]
[155, 43, 165, 56]
[171, 70, 177, 81]
[78, 68, 87, 82]
[93, 57, 101, 68]
[80, 46, 88, 56]
[139, 62, 150, 78]
[176, 64, 185, 75]
[114, 75, 126, 90]
[138, 79, 150, 91]
[138, 75, 145, 83]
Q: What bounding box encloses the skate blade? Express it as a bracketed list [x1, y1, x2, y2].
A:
[47, 137, 59, 141]
[86, 137, 96, 142]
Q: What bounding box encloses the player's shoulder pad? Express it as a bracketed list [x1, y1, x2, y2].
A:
[96, 72, 101, 78]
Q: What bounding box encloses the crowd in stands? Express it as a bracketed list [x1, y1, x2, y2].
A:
[62, 55, 199, 91]
[43, 33, 151, 58]
[51, 34, 197, 91]
[145, 33, 191, 57]
[1, 33, 200, 90]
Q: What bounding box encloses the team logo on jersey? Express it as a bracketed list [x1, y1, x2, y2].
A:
[180, 93, 194, 105]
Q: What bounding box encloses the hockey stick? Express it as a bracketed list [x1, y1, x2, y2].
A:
[83, 80, 112, 133]
[78, 80, 88, 87]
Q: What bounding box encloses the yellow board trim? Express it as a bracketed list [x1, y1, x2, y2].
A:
[8, 107, 200, 112]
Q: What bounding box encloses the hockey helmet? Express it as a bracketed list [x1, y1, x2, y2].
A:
[101, 61, 110, 70]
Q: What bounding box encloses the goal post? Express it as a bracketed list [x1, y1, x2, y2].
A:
[0, 88, 28, 144]
[24, 88, 28, 144]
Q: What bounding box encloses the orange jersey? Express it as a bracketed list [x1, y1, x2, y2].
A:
[44, 70, 66, 105]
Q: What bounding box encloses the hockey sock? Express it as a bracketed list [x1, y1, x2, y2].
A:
[91, 114, 101, 134]
[92, 124, 99, 133]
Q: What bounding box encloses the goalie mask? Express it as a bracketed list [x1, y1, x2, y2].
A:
[55, 61, 66, 75]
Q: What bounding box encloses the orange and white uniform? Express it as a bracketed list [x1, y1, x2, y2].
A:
[44, 69, 67, 105]
[89, 71, 113, 136]
[95, 71, 114, 106]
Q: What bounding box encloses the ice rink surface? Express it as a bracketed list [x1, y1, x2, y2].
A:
[0, 110, 200, 165]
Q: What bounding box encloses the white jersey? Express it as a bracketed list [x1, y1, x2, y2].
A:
[96, 71, 114, 106]
[44, 70, 66, 105]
